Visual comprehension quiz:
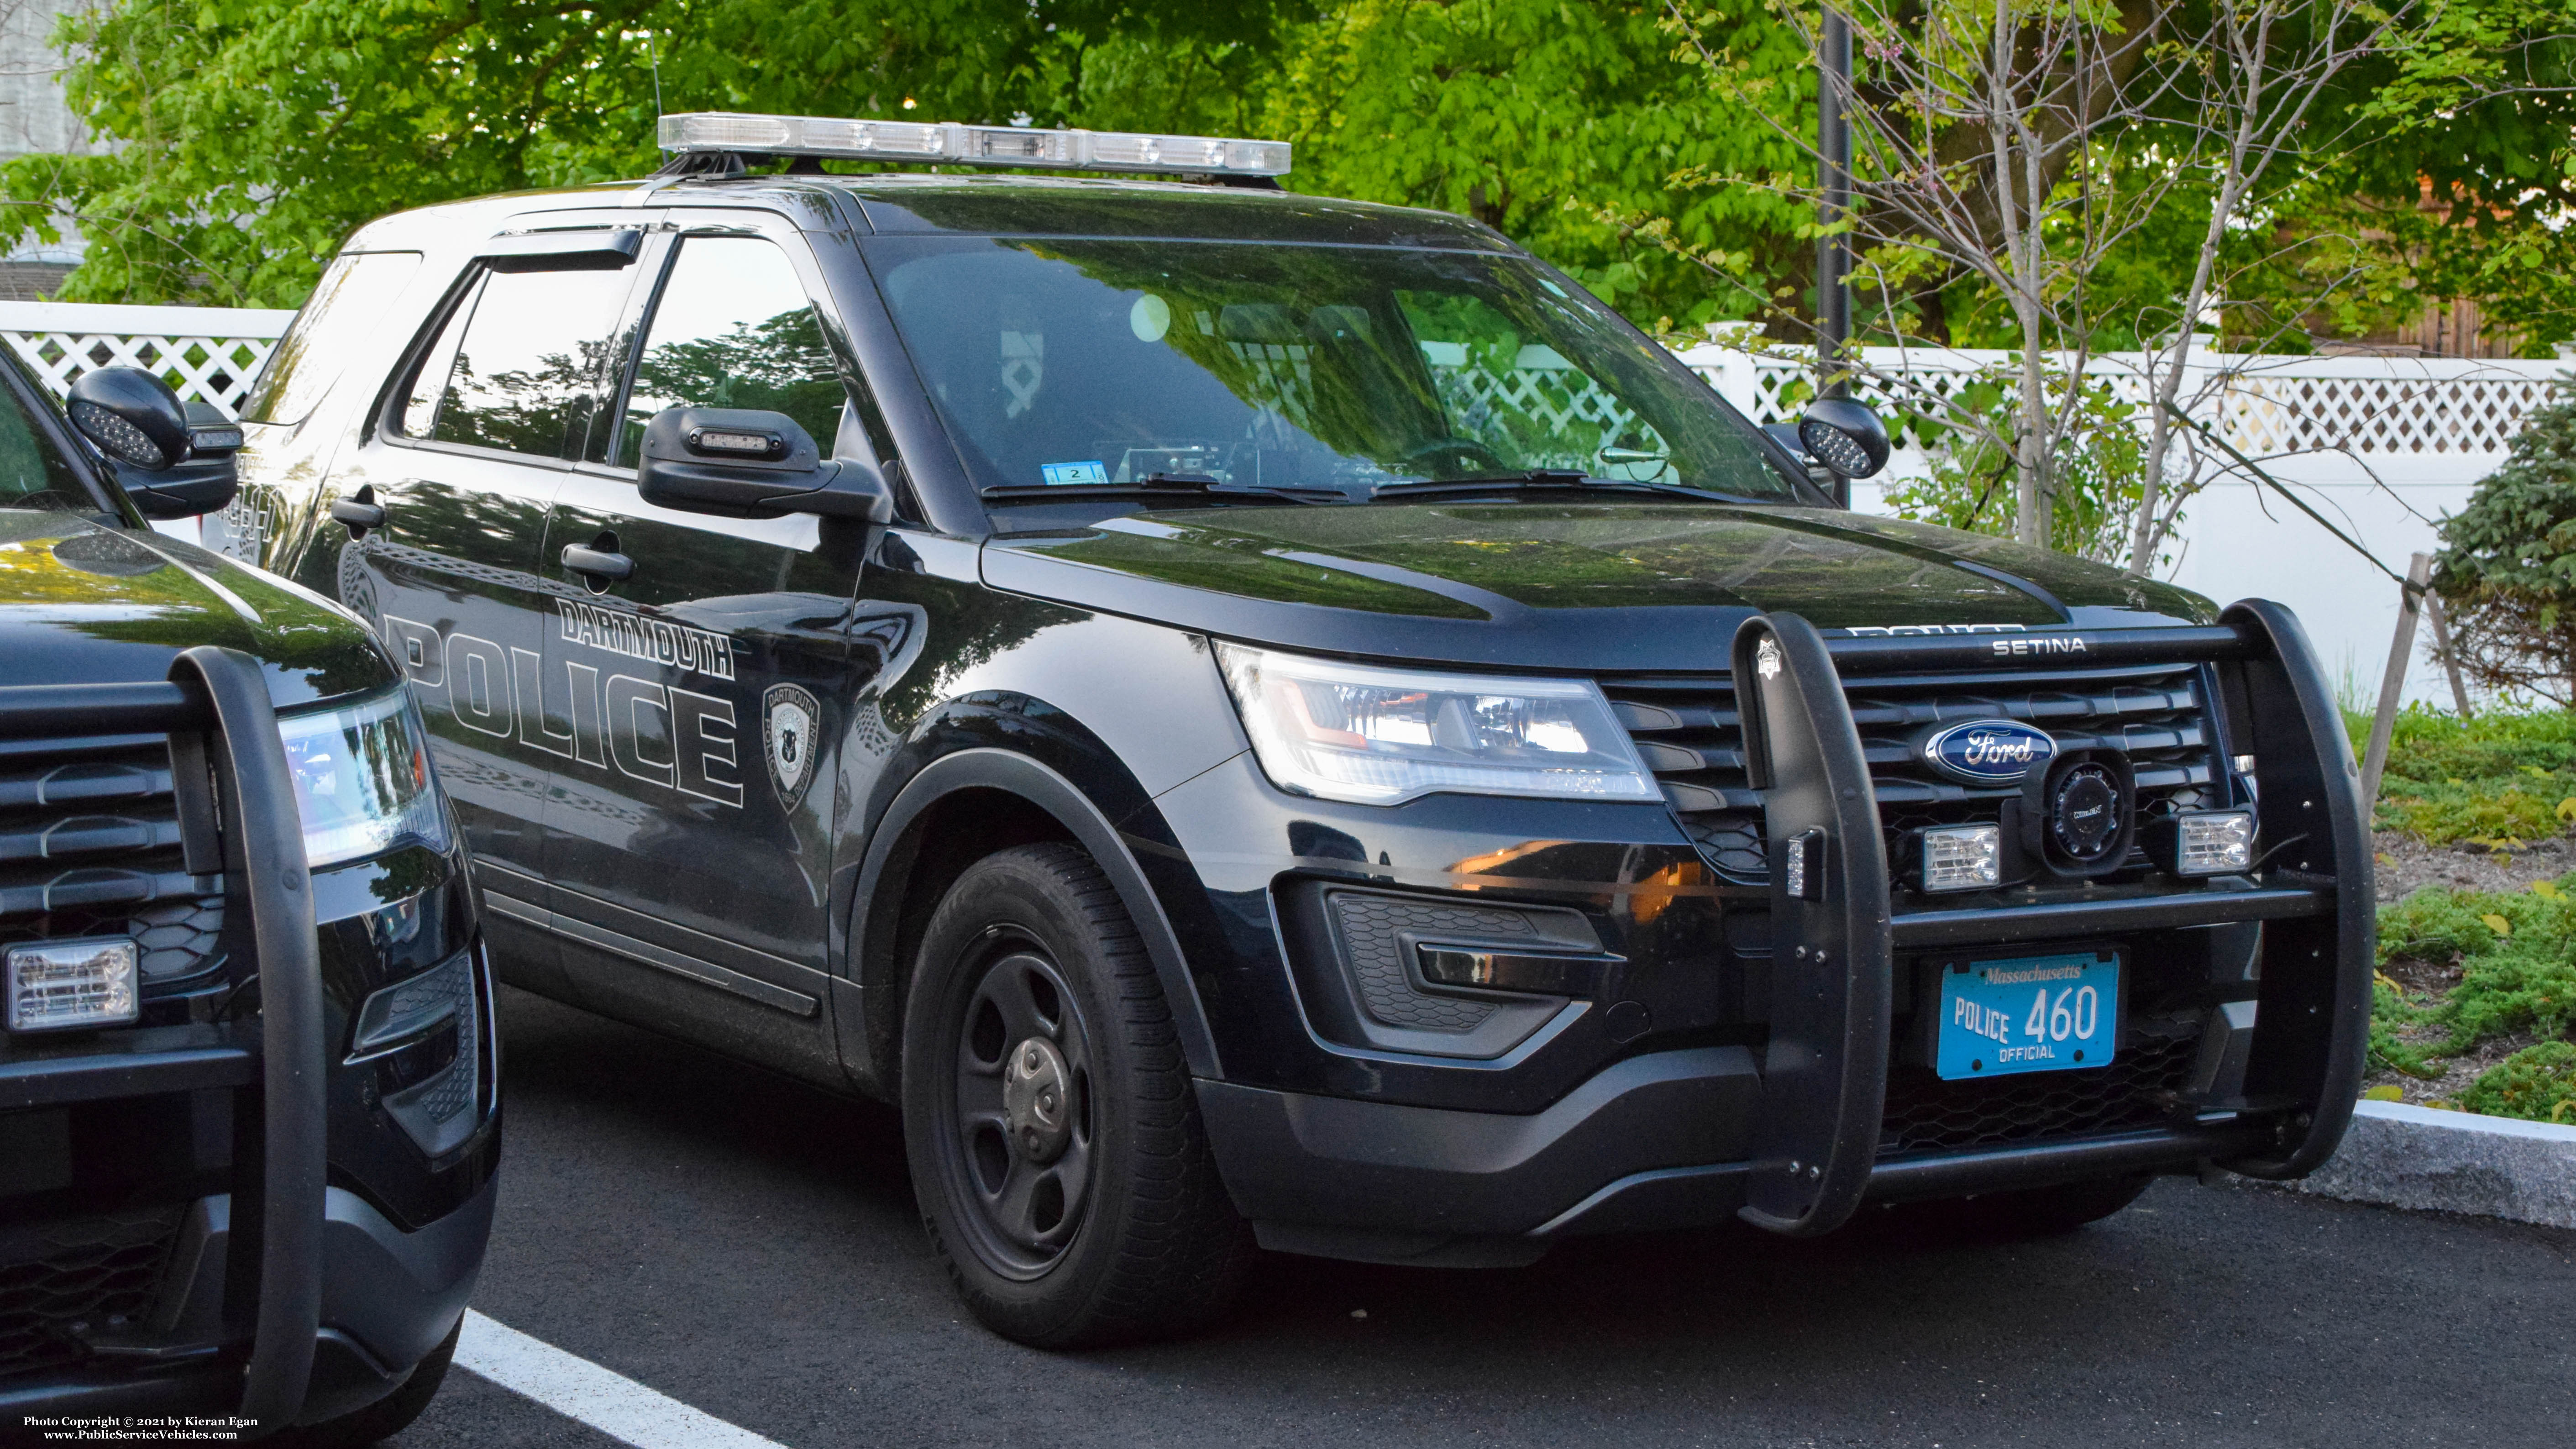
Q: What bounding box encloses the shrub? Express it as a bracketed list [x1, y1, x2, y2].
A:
[2459, 1041, 2576, 1123]
[2432, 385, 2576, 704]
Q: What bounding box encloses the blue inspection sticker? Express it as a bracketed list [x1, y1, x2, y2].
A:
[1934, 951, 2119, 1080]
[1040, 461, 1110, 486]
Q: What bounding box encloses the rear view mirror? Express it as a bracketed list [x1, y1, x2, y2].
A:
[66, 368, 241, 518]
[637, 406, 893, 523]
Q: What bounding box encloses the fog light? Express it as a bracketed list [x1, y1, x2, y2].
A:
[1921, 824, 2001, 892]
[5, 938, 140, 1033]
[2176, 810, 2255, 876]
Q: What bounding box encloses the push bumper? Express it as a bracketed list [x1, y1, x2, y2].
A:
[1201, 602, 2372, 1260]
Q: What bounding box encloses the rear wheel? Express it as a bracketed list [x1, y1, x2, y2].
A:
[1891, 1172, 2157, 1240]
[902, 842, 1250, 1347]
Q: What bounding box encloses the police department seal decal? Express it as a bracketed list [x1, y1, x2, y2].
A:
[763, 684, 823, 810]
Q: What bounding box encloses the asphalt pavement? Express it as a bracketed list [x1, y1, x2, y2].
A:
[393, 986, 2576, 1449]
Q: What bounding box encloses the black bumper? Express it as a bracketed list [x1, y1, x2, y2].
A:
[0, 1176, 493, 1429]
[1200, 1059, 2272, 1265]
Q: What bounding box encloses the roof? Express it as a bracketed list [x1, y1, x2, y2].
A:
[341, 172, 1516, 254]
[815, 174, 1515, 249]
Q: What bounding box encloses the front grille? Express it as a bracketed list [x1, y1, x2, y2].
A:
[1600, 661, 2223, 888]
[0, 733, 226, 991]
[0, 1206, 184, 1381]
[1878, 1024, 2204, 1156]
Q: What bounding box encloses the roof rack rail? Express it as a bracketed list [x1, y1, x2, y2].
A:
[655, 112, 1292, 179]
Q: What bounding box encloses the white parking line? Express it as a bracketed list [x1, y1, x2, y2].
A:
[455, 1309, 790, 1449]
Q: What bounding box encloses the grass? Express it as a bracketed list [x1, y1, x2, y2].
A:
[2341, 706, 2576, 1120]
[2458, 1042, 2576, 1124]
[2374, 876, 2576, 1072]
[2346, 704, 2576, 846]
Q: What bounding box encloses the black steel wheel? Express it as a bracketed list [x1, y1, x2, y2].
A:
[902, 842, 1250, 1347]
[948, 947, 1097, 1275]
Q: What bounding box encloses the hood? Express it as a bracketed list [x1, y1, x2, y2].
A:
[0, 510, 394, 708]
[982, 503, 2220, 672]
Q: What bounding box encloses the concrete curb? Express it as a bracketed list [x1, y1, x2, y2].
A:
[2272, 1100, 2576, 1228]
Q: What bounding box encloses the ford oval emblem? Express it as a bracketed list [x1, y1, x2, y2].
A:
[1918, 719, 2057, 784]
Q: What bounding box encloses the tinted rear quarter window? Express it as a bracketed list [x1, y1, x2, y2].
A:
[241, 251, 423, 426]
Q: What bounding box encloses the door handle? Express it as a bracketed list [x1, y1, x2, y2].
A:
[330, 488, 384, 533]
[560, 543, 634, 582]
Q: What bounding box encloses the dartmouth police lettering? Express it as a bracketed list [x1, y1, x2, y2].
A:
[556, 598, 736, 681]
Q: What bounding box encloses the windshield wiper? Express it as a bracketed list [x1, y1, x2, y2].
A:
[981, 472, 1337, 507]
[1365, 470, 1732, 504]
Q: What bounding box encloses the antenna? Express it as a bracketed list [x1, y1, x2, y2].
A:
[648, 35, 665, 121]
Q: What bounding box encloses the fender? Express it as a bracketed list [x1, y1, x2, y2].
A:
[842, 746, 1223, 1095]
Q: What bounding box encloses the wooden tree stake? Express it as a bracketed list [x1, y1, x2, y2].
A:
[2360, 551, 2433, 809]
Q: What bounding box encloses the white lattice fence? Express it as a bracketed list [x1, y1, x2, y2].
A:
[0, 301, 295, 420]
[1677, 341, 2566, 458]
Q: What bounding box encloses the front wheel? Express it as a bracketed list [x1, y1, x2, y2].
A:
[902, 843, 1250, 1347]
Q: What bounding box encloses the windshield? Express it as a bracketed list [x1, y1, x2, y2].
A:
[0, 357, 98, 514]
[867, 237, 1798, 503]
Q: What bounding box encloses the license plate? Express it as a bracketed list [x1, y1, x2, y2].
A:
[1934, 951, 2118, 1081]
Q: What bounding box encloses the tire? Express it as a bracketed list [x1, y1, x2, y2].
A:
[275, 1315, 459, 1447]
[1893, 1172, 2157, 1241]
[902, 842, 1251, 1348]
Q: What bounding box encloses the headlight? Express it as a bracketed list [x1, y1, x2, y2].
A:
[277, 688, 451, 867]
[1215, 643, 1660, 806]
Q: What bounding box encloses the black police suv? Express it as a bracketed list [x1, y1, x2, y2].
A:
[1, 350, 493, 1440]
[227, 112, 2370, 1349]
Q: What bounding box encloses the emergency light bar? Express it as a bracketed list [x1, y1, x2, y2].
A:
[656, 112, 1292, 178]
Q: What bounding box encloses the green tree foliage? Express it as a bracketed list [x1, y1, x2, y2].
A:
[0, 0, 1292, 306]
[2432, 389, 2576, 704]
[0, 0, 1818, 330]
[2290, 2, 2576, 351]
[1267, 0, 1812, 329]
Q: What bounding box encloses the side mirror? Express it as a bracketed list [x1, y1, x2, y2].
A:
[1796, 397, 1892, 480]
[66, 368, 241, 518]
[637, 406, 893, 523]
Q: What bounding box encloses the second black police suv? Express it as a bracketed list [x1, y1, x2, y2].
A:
[1, 351, 492, 1440]
[226, 112, 2371, 1349]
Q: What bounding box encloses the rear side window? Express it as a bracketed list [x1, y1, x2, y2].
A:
[399, 265, 629, 458]
[241, 251, 422, 426]
[615, 235, 843, 464]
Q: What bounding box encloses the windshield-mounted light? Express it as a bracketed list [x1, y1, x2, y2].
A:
[656, 112, 1292, 178]
[1215, 644, 1659, 806]
[277, 688, 452, 868]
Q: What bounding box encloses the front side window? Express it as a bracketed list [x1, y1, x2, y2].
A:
[868, 237, 1792, 501]
[0, 356, 94, 513]
[399, 265, 630, 458]
[617, 235, 844, 463]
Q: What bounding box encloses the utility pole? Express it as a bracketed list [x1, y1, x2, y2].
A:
[1817, 10, 1854, 507]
